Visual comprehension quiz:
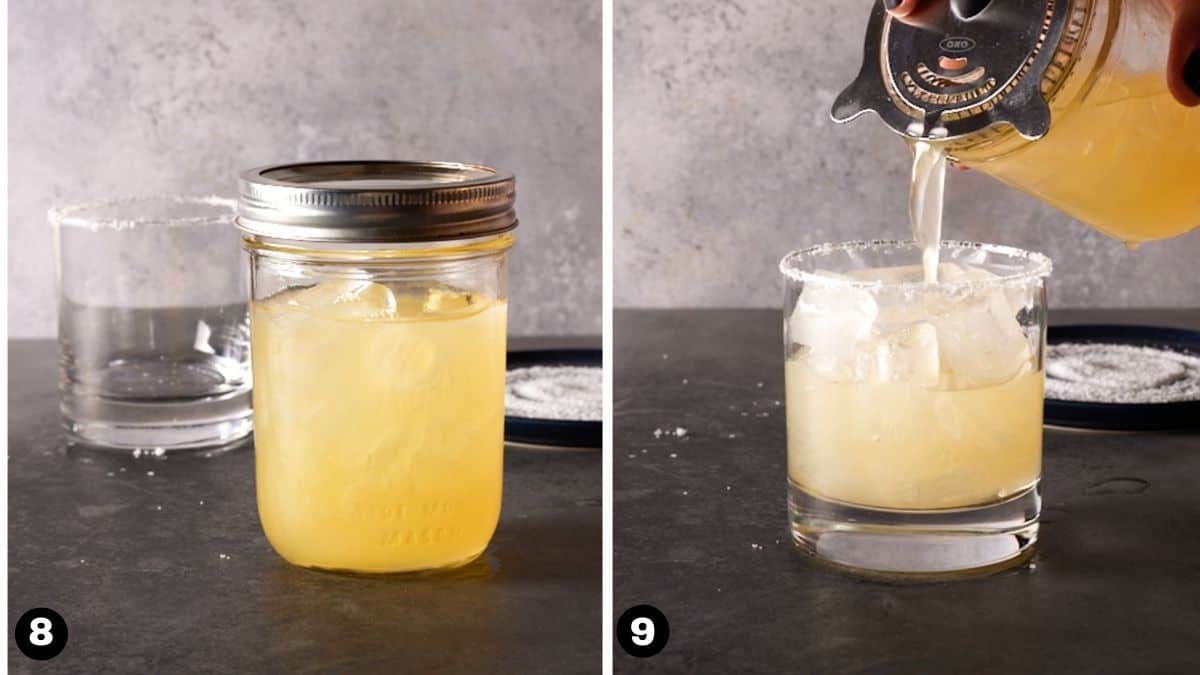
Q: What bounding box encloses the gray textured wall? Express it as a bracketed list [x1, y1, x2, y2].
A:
[615, 0, 1200, 309]
[9, 0, 600, 338]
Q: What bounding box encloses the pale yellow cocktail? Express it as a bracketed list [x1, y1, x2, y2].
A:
[251, 279, 506, 573]
[786, 361, 1042, 510]
[955, 71, 1200, 245]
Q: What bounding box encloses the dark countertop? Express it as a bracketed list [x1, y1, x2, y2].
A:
[614, 309, 1200, 674]
[8, 337, 600, 675]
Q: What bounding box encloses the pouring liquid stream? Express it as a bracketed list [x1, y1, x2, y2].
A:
[909, 140, 948, 283]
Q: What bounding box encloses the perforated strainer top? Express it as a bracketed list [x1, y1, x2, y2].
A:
[832, 0, 1095, 141]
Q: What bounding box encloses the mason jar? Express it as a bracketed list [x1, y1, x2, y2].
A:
[949, 0, 1200, 245]
[833, 0, 1200, 245]
[236, 161, 516, 574]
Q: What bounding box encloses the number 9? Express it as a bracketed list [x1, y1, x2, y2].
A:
[631, 616, 655, 646]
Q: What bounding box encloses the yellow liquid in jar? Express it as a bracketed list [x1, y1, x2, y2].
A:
[957, 71, 1200, 244]
[251, 280, 507, 573]
[785, 360, 1043, 511]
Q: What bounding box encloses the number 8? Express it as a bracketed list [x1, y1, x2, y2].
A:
[30, 616, 53, 647]
[631, 616, 655, 646]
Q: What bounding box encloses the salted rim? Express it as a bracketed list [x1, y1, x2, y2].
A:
[779, 239, 1053, 290]
[48, 195, 236, 230]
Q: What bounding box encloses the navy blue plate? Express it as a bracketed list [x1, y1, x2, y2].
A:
[505, 349, 602, 448]
[1045, 325, 1200, 430]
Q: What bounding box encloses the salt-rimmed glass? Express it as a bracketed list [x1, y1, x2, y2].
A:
[780, 240, 1052, 579]
[50, 196, 252, 452]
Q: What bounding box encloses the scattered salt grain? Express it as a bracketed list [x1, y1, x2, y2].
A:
[669, 453, 678, 459]
[146, 471, 155, 476]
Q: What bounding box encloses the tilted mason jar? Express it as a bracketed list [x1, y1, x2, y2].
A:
[833, 0, 1200, 245]
[236, 161, 516, 574]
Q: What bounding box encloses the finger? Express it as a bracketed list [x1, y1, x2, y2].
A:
[884, 0, 925, 17]
[883, 0, 945, 27]
[1167, 0, 1200, 106]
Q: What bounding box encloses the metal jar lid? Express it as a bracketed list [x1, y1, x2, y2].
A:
[832, 0, 1094, 142]
[236, 160, 517, 243]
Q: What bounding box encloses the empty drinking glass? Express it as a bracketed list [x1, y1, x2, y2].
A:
[51, 196, 253, 451]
